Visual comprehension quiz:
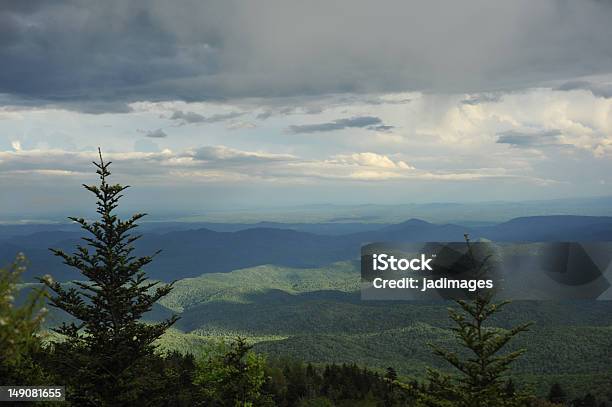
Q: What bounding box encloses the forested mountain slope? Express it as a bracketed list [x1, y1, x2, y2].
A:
[3, 215, 612, 282]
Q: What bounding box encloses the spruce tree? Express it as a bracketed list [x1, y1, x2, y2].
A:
[194, 337, 270, 406]
[547, 382, 567, 404]
[421, 236, 533, 407]
[385, 366, 398, 382]
[424, 293, 532, 407]
[40, 149, 179, 406]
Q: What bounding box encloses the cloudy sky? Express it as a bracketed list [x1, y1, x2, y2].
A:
[1, 0, 612, 219]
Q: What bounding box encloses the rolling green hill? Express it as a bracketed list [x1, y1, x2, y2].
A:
[158, 261, 361, 312]
[37, 261, 612, 399]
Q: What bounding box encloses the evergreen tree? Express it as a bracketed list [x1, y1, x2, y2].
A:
[504, 378, 517, 397]
[385, 366, 398, 382]
[194, 337, 271, 406]
[305, 363, 322, 399]
[548, 383, 567, 404]
[161, 351, 199, 406]
[383, 366, 399, 407]
[420, 236, 533, 407]
[284, 360, 308, 404]
[580, 394, 598, 407]
[40, 149, 179, 406]
[422, 292, 533, 407]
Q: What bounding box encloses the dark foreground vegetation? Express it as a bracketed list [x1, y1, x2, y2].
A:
[2, 153, 610, 406]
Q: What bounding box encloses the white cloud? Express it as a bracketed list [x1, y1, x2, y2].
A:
[0, 146, 557, 186]
[331, 152, 413, 170]
[1, 81, 611, 206]
[190, 146, 295, 163]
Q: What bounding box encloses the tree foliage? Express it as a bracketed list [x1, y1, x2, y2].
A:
[422, 293, 533, 406]
[420, 236, 534, 407]
[547, 382, 568, 404]
[194, 337, 272, 407]
[0, 254, 48, 384]
[39, 149, 179, 405]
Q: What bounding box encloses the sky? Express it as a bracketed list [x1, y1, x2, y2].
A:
[1, 0, 612, 219]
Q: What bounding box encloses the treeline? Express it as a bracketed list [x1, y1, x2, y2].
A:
[4, 307, 610, 406]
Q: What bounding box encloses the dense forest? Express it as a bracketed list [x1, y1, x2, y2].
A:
[1, 154, 610, 406]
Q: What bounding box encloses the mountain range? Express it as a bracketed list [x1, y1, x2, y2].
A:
[2, 215, 612, 282]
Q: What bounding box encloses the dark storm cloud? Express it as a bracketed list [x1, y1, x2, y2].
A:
[0, 95, 133, 114]
[2, 0, 612, 111]
[62, 101, 134, 114]
[289, 116, 385, 134]
[496, 130, 563, 147]
[169, 110, 244, 125]
[556, 81, 612, 98]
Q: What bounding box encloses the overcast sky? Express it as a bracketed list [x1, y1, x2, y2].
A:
[1, 0, 612, 219]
